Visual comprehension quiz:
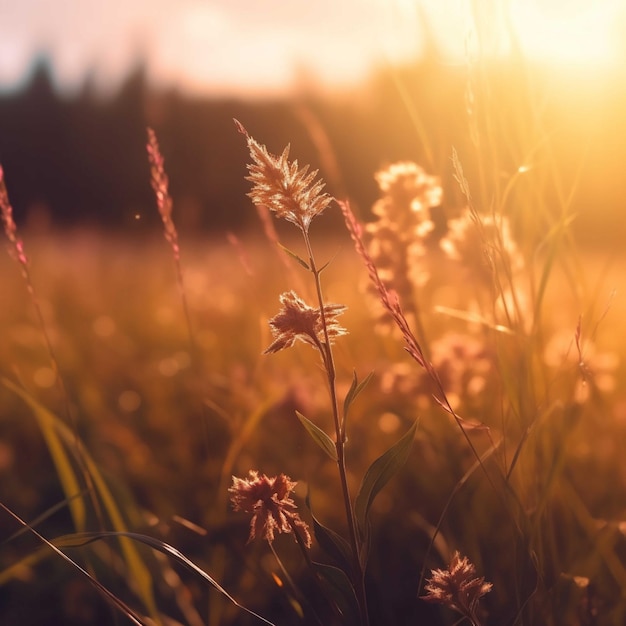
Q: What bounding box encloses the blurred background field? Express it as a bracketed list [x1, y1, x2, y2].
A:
[1, 224, 626, 624]
[3, 1, 626, 624]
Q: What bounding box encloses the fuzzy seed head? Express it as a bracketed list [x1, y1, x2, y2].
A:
[229, 470, 311, 547]
[422, 551, 492, 621]
[236, 120, 332, 232]
[264, 290, 347, 354]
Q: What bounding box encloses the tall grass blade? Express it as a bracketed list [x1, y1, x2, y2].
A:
[1, 491, 87, 547]
[0, 501, 148, 626]
[2, 378, 161, 624]
[1, 378, 86, 531]
[56, 531, 278, 626]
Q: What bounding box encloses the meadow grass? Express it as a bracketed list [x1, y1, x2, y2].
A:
[2, 20, 626, 626]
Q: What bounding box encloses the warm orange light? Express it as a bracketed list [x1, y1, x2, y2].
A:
[509, 0, 624, 66]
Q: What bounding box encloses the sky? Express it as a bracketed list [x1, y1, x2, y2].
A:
[0, 0, 624, 97]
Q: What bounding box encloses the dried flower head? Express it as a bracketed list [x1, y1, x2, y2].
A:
[235, 120, 331, 232]
[229, 470, 311, 547]
[265, 290, 347, 354]
[422, 551, 492, 625]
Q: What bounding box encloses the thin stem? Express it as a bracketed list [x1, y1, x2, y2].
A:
[1, 172, 105, 531]
[301, 230, 370, 626]
[268, 540, 326, 626]
[287, 520, 345, 624]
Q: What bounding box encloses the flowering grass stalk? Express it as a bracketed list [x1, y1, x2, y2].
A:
[146, 128, 196, 348]
[0, 165, 94, 531]
[0, 166, 62, 391]
[236, 120, 371, 625]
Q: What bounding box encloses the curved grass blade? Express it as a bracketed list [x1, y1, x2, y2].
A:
[55, 531, 278, 626]
[3, 378, 160, 623]
[296, 410, 337, 461]
[1, 491, 88, 547]
[0, 501, 147, 626]
[354, 420, 418, 542]
[1, 377, 86, 531]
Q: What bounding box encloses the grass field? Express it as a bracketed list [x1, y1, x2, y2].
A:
[1, 203, 626, 625]
[2, 15, 626, 623]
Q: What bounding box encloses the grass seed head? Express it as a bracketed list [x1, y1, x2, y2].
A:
[422, 551, 492, 623]
[235, 119, 332, 232]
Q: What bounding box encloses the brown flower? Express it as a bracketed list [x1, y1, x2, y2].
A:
[229, 470, 311, 547]
[235, 120, 332, 232]
[422, 551, 492, 625]
[264, 290, 347, 354]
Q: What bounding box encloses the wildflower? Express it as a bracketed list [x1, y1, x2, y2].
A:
[422, 551, 492, 625]
[361, 162, 442, 329]
[229, 470, 311, 547]
[235, 120, 331, 232]
[373, 161, 442, 225]
[264, 290, 347, 355]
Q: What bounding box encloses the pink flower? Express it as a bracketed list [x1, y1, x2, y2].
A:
[229, 471, 311, 547]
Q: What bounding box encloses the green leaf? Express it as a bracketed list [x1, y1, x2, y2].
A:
[296, 411, 337, 461]
[354, 420, 418, 540]
[313, 561, 361, 626]
[277, 242, 310, 270]
[305, 492, 352, 575]
[342, 370, 374, 434]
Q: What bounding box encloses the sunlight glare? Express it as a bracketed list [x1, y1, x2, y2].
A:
[509, 0, 624, 66]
